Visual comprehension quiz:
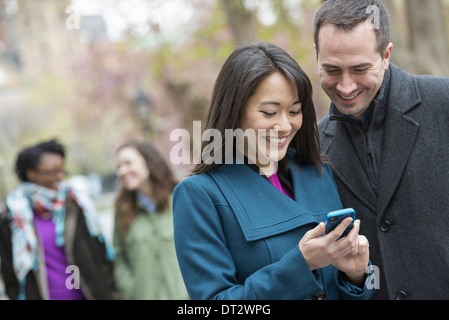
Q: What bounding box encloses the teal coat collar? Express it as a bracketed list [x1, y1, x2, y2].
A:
[208, 154, 342, 241]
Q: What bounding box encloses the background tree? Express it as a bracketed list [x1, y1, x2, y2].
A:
[0, 0, 448, 202]
[382, 0, 449, 76]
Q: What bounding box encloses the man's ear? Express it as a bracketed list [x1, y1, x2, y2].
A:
[383, 42, 393, 70]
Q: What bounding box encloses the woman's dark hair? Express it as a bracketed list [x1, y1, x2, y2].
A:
[15, 139, 65, 182]
[313, 0, 390, 57]
[192, 41, 324, 175]
[114, 141, 178, 231]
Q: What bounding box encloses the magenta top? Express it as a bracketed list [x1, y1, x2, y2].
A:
[267, 172, 294, 200]
[33, 211, 85, 300]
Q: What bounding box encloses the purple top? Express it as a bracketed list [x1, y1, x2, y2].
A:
[267, 172, 294, 200]
[33, 211, 85, 300]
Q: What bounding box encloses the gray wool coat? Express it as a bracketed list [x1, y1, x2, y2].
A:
[318, 63, 449, 300]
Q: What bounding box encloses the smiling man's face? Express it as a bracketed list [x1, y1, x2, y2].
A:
[317, 22, 392, 119]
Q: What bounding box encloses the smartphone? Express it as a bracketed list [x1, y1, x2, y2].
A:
[325, 208, 356, 239]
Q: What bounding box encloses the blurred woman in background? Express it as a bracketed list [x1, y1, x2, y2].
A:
[0, 139, 119, 300]
[113, 141, 188, 300]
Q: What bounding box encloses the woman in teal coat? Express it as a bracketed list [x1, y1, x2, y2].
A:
[172, 42, 374, 300]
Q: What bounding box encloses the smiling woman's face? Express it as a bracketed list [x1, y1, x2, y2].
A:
[116, 146, 149, 191]
[26, 153, 66, 190]
[239, 71, 303, 170]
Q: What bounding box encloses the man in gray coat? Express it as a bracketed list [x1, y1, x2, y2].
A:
[314, 0, 449, 299]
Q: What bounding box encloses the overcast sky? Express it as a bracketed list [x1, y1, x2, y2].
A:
[71, 0, 195, 41]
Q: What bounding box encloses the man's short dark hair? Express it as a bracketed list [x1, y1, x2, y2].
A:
[15, 139, 65, 182]
[313, 0, 390, 56]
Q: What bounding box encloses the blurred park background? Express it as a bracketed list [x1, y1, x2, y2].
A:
[0, 0, 448, 216]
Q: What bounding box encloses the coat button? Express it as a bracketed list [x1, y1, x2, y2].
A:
[395, 291, 407, 300]
[312, 290, 327, 300]
[380, 220, 391, 232]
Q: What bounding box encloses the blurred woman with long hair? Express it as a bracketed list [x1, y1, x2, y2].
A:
[113, 141, 188, 300]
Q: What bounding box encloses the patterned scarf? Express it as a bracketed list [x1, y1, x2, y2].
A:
[6, 181, 115, 299]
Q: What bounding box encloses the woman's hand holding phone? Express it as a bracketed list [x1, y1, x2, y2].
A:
[331, 219, 369, 287]
[298, 214, 369, 287]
